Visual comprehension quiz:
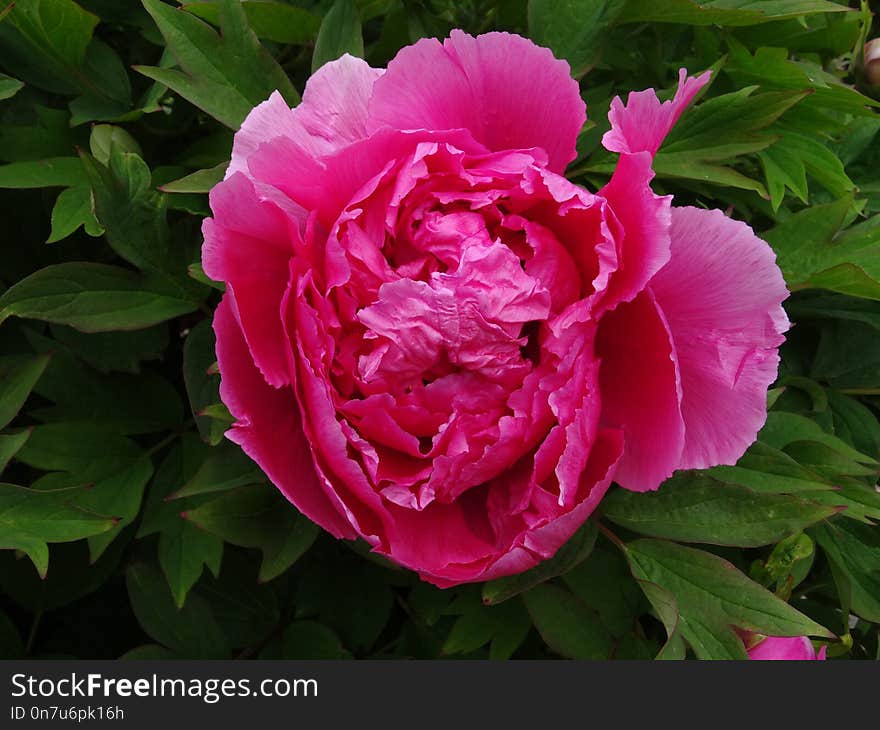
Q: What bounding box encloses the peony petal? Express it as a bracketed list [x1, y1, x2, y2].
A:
[747, 635, 823, 661]
[650, 206, 788, 470]
[213, 295, 357, 539]
[602, 68, 711, 157]
[596, 289, 685, 491]
[203, 173, 299, 388]
[369, 30, 586, 173]
[228, 56, 383, 179]
[597, 152, 672, 311]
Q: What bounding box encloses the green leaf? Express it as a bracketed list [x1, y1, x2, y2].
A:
[482, 521, 598, 605]
[158, 162, 226, 194]
[260, 621, 350, 659]
[169, 440, 264, 500]
[0, 72, 24, 100]
[0, 353, 50, 429]
[184, 483, 319, 582]
[635, 579, 686, 660]
[0, 430, 31, 475]
[0, 157, 85, 188]
[443, 599, 531, 659]
[28, 347, 183, 435]
[88, 124, 142, 165]
[137, 0, 298, 129]
[709, 441, 836, 494]
[8, 0, 99, 68]
[625, 539, 834, 659]
[158, 520, 223, 608]
[312, 0, 363, 73]
[79, 149, 188, 278]
[182, 319, 226, 444]
[563, 545, 645, 637]
[813, 521, 880, 623]
[182, 1, 321, 45]
[46, 185, 103, 243]
[601, 473, 839, 547]
[126, 561, 230, 658]
[760, 411, 877, 465]
[528, 0, 626, 77]
[652, 153, 769, 197]
[0, 262, 200, 332]
[522, 583, 613, 659]
[617, 0, 850, 27]
[18, 423, 153, 560]
[0, 482, 117, 578]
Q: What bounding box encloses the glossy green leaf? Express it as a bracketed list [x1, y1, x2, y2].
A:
[625, 539, 834, 659]
[8, 0, 99, 68]
[523, 583, 613, 659]
[169, 440, 264, 500]
[0, 482, 117, 578]
[183, 1, 321, 45]
[158, 521, 223, 608]
[813, 521, 880, 623]
[0, 73, 23, 100]
[601, 473, 839, 547]
[312, 0, 363, 73]
[158, 162, 226, 194]
[137, 0, 298, 129]
[0, 157, 85, 188]
[617, 0, 850, 26]
[528, 0, 626, 77]
[0, 263, 199, 332]
[0, 430, 31, 475]
[0, 353, 50, 429]
[184, 483, 319, 582]
[46, 185, 103, 243]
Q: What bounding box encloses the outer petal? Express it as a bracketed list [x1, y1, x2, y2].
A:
[747, 636, 824, 661]
[596, 289, 685, 491]
[649, 207, 789, 470]
[596, 152, 672, 311]
[602, 68, 711, 157]
[202, 173, 299, 388]
[213, 295, 357, 539]
[228, 55, 383, 178]
[369, 30, 586, 173]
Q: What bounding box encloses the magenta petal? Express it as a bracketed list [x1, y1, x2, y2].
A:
[650, 207, 789, 470]
[203, 173, 300, 388]
[228, 56, 382, 179]
[369, 30, 586, 173]
[747, 635, 824, 661]
[597, 152, 672, 311]
[213, 295, 357, 539]
[602, 68, 711, 157]
[597, 289, 685, 492]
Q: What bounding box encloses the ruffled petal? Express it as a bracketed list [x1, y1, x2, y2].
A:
[369, 30, 586, 173]
[596, 152, 672, 311]
[602, 68, 711, 157]
[213, 295, 357, 539]
[596, 289, 685, 491]
[649, 206, 789, 470]
[228, 55, 382, 178]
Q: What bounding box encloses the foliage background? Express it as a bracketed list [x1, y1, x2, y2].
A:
[1, 0, 879, 661]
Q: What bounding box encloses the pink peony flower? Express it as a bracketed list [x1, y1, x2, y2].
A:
[746, 635, 827, 661]
[203, 31, 789, 587]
